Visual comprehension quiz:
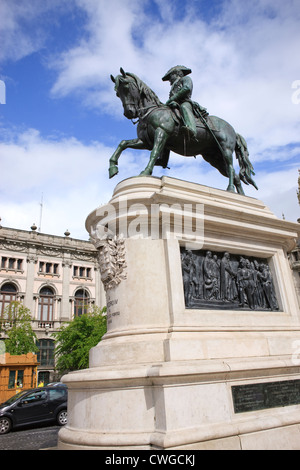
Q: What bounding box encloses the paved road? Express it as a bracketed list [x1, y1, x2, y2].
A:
[0, 424, 60, 450]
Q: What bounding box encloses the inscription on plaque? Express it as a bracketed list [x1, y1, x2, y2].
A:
[181, 248, 279, 311]
[232, 379, 300, 413]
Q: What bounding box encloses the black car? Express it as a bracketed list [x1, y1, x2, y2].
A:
[0, 386, 68, 434]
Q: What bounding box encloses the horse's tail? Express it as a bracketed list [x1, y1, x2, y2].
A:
[235, 133, 258, 190]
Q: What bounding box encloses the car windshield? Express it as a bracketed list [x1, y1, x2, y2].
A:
[2, 390, 31, 406]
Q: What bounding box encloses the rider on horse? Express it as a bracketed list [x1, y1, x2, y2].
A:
[162, 65, 208, 139]
[109, 67, 258, 194]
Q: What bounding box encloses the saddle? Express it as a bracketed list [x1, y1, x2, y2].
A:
[170, 101, 219, 133]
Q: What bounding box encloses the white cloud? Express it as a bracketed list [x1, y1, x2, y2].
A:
[49, 0, 145, 109]
[0, 0, 70, 62]
[244, 165, 299, 222]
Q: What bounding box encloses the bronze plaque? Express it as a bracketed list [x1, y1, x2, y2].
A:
[232, 379, 300, 413]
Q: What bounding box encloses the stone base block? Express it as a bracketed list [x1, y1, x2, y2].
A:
[58, 355, 300, 450]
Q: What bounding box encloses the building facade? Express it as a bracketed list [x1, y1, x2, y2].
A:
[0, 225, 105, 384]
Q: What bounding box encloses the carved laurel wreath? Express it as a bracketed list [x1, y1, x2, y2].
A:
[97, 236, 127, 291]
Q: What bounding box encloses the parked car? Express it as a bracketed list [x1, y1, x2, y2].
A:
[0, 386, 68, 434]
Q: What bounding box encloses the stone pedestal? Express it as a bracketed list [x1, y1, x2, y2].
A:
[58, 176, 300, 450]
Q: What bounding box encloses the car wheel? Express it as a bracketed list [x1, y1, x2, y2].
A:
[0, 417, 12, 434]
[57, 409, 67, 426]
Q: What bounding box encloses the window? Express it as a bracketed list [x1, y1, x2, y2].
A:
[46, 263, 52, 273]
[73, 265, 92, 279]
[8, 370, 16, 389]
[38, 371, 50, 385]
[38, 262, 59, 276]
[7, 370, 24, 389]
[0, 283, 17, 316]
[38, 286, 54, 322]
[21, 390, 46, 404]
[49, 388, 66, 401]
[37, 339, 55, 367]
[17, 370, 24, 386]
[1, 257, 23, 272]
[74, 289, 90, 317]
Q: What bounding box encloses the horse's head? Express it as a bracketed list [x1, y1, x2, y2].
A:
[111, 68, 139, 120]
[111, 68, 162, 120]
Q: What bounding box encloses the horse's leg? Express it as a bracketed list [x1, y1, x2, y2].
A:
[221, 144, 235, 193]
[109, 138, 146, 178]
[140, 128, 169, 176]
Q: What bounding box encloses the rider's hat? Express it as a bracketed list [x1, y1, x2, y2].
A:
[162, 65, 192, 81]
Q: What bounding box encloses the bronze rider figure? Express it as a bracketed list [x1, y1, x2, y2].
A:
[162, 65, 207, 139]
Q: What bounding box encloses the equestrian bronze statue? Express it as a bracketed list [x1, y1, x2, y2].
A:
[109, 66, 258, 195]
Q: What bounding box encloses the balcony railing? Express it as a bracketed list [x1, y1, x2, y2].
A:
[37, 321, 54, 329]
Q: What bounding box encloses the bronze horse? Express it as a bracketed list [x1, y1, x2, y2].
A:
[109, 68, 258, 195]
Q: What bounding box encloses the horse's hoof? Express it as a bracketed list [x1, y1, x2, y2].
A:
[109, 165, 118, 178]
[226, 185, 235, 193]
[236, 187, 245, 196]
[139, 170, 152, 176]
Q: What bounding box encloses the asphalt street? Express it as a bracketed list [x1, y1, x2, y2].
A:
[0, 424, 59, 450]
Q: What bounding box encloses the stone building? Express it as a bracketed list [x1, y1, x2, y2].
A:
[0, 225, 105, 384]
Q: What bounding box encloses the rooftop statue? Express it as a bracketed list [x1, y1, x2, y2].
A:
[109, 66, 258, 195]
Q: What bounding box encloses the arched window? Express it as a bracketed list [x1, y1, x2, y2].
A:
[38, 286, 54, 322]
[74, 289, 90, 317]
[0, 283, 17, 316]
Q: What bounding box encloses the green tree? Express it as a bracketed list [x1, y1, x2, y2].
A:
[54, 306, 107, 374]
[1, 301, 38, 355]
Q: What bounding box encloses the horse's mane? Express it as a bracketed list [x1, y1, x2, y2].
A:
[126, 73, 163, 107]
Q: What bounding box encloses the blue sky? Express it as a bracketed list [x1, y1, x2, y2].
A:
[0, 0, 299, 239]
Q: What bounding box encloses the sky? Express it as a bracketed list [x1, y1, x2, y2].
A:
[0, 0, 299, 240]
